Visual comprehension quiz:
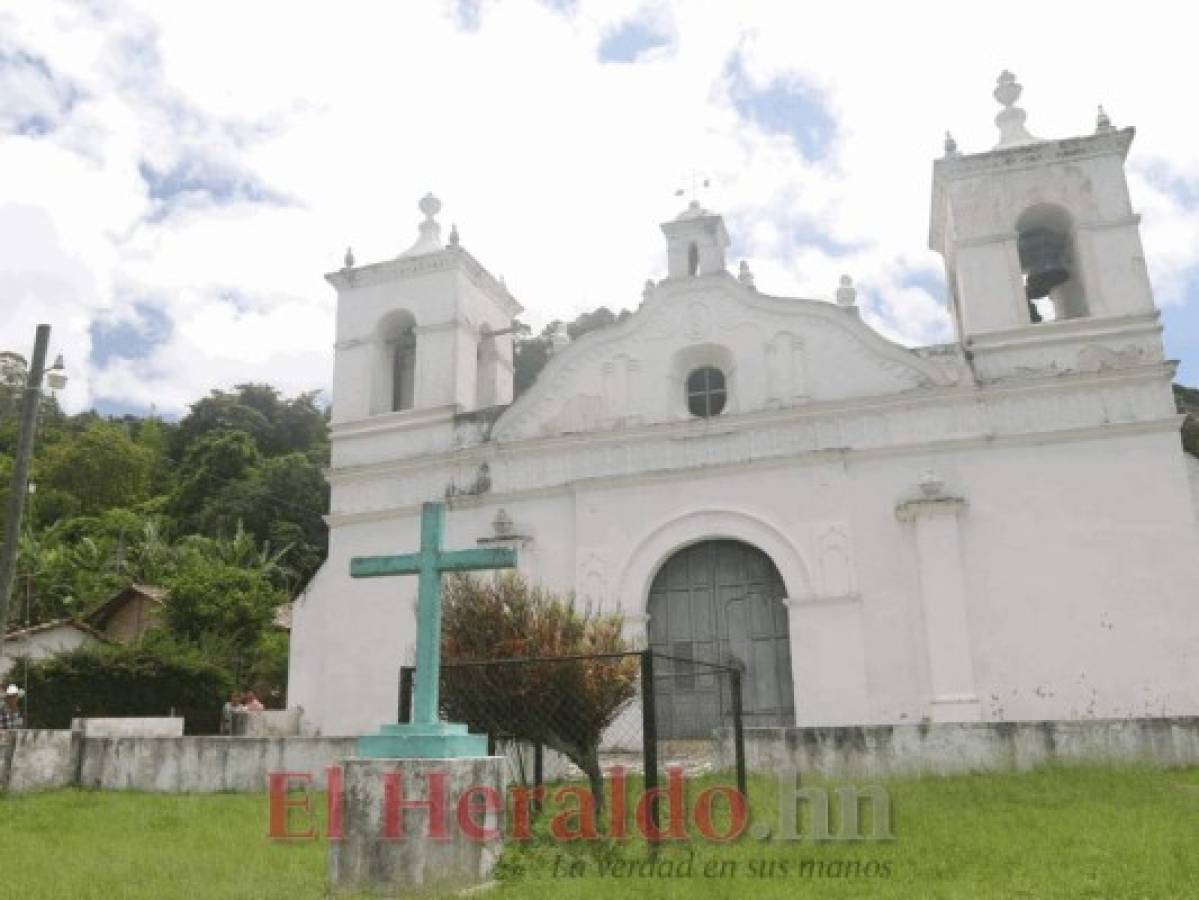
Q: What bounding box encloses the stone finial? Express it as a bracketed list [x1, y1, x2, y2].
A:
[1095, 104, 1113, 132]
[738, 260, 756, 289]
[343, 246, 355, 269]
[399, 192, 445, 257]
[943, 131, 959, 156]
[992, 70, 1040, 148]
[918, 468, 945, 498]
[548, 322, 571, 354]
[448, 223, 460, 247]
[642, 279, 655, 303]
[835, 274, 857, 307]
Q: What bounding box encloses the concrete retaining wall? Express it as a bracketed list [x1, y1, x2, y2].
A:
[231, 709, 302, 737]
[719, 717, 1199, 778]
[0, 730, 79, 792]
[71, 717, 184, 738]
[1, 731, 356, 794]
[5, 717, 1198, 794]
[79, 736, 358, 792]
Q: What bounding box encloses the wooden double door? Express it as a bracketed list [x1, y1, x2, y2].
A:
[647, 540, 795, 739]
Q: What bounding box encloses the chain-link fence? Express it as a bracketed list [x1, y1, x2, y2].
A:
[399, 650, 747, 812]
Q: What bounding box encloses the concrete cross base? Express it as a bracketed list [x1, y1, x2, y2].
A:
[357, 721, 488, 758]
[329, 756, 505, 894]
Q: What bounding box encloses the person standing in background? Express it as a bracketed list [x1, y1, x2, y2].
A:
[0, 684, 24, 729]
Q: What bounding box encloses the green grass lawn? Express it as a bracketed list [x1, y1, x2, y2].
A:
[0, 765, 1195, 899]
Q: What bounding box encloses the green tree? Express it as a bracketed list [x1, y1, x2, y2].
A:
[164, 559, 283, 664]
[512, 306, 631, 397]
[37, 422, 153, 517]
[195, 451, 328, 588]
[169, 429, 260, 528]
[173, 384, 328, 460]
[1175, 384, 1199, 458]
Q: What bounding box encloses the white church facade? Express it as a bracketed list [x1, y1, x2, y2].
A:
[288, 74, 1199, 737]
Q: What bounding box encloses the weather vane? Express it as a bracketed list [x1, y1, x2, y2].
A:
[674, 171, 711, 204]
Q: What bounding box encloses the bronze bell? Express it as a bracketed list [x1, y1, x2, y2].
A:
[1018, 227, 1070, 300]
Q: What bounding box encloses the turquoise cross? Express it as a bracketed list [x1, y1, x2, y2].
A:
[350, 501, 517, 756]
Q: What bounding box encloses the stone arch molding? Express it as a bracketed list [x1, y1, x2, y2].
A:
[618, 507, 813, 615]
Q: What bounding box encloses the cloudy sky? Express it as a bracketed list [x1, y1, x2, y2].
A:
[2, 0, 1196, 416]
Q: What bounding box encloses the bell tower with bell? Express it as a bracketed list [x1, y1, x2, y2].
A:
[930, 72, 1163, 378]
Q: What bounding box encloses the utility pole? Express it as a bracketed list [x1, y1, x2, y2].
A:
[0, 325, 51, 634]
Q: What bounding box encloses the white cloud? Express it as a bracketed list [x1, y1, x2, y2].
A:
[0, 0, 1196, 413]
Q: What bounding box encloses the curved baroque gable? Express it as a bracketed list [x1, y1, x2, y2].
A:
[493, 276, 962, 442]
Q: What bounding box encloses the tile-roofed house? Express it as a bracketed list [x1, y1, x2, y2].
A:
[85, 583, 168, 643]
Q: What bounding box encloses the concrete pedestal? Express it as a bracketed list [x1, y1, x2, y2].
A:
[329, 756, 505, 894]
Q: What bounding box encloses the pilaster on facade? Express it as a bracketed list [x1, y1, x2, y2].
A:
[896, 482, 980, 723]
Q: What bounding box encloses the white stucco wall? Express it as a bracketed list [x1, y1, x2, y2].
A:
[290, 409, 1199, 736]
[0, 625, 101, 680]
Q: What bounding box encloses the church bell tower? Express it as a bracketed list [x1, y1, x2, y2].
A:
[325, 195, 522, 454]
[930, 72, 1164, 379]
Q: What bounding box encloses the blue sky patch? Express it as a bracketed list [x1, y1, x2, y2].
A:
[90, 397, 164, 419]
[0, 45, 80, 137]
[139, 155, 288, 220]
[901, 270, 946, 302]
[1141, 162, 1199, 211]
[453, 0, 483, 31]
[1162, 276, 1199, 386]
[598, 19, 671, 63]
[725, 53, 835, 161]
[89, 303, 172, 368]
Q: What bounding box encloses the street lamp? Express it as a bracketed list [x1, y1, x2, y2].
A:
[46, 355, 67, 391]
[0, 326, 65, 634]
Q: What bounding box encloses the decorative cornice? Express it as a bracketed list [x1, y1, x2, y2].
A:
[933, 127, 1134, 181]
[965, 311, 1161, 352]
[324, 416, 1184, 527]
[325, 246, 522, 318]
[325, 249, 459, 289]
[331, 404, 460, 439]
[328, 360, 1175, 485]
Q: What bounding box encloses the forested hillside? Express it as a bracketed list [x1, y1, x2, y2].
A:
[0, 382, 329, 699]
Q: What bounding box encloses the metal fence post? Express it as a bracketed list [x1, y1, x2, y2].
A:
[730, 668, 747, 800]
[640, 650, 659, 839]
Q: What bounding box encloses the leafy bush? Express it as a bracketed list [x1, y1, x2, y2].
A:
[440, 573, 638, 807]
[23, 640, 231, 733]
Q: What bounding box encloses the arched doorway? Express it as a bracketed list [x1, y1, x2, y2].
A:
[647, 540, 794, 738]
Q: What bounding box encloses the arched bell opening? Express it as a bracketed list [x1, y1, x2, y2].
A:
[1016, 204, 1088, 323]
[377, 309, 417, 413]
